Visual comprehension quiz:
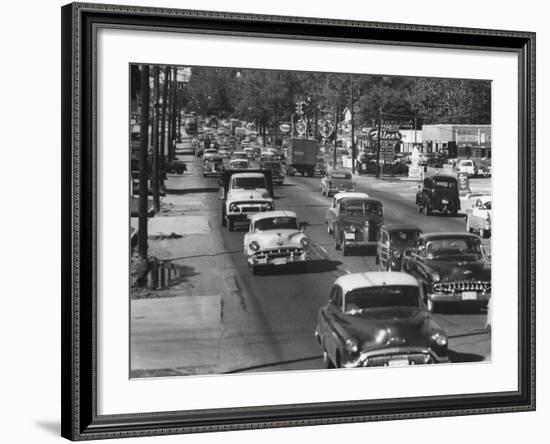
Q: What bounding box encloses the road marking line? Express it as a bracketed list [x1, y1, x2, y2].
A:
[319, 246, 327, 254]
[344, 270, 351, 274]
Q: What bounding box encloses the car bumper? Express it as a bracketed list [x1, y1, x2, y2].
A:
[248, 251, 309, 266]
[428, 291, 491, 303]
[342, 346, 449, 368]
[343, 232, 376, 246]
[328, 187, 354, 195]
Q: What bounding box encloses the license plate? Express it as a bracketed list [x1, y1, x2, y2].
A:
[388, 359, 409, 367]
[272, 258, 287, 265]
[344, 233, 356, 240]
[462, 291, 477, 300]
[441, 199, 449, 204]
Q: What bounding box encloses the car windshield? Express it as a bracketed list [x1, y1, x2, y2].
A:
[342, 200, 381, 216]
[330, 172, 352, 179]
[461, 161, 473, 166]
[390, 230, 420, 244]
[254, 216, 298, 231]
[433, 178, 457, 190]
[344, 285, 421, 312]
[424, 237, 483, 259]
[232, 177, 266, 189]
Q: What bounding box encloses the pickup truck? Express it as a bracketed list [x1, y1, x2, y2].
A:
[219, 169, 274, 231]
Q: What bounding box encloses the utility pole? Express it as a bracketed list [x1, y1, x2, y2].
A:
[152, 66, 160, 213]
[350, 77, 356, 174]
[160, 67, 169, 182]
[170, 66, 177, 159]
[138, 64, 150, 260]
[333, 92, 339, 168]
[376, 108, 382, 178]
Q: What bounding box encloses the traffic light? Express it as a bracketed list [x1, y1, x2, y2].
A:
[295, 100, 305, 116]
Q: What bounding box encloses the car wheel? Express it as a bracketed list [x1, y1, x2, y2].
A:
[251, 265, 259, 275]
[426, 205, 432, 216]
[375, 254, 379, 264]
[335, 233, 342, 250]
[342, 244, 349, 256]
[426, 298, 437, 313]
[221, 209, 227, 227]
[228, 219, 234, 232]
[323, 350, 335, 369]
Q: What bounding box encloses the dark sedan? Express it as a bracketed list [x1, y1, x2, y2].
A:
[333, 197, 383, 255]
[376, 224, 422, 271]
[401, 232, 491, 312]
[315, 272, 449, 368]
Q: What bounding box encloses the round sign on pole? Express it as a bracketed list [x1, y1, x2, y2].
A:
[296, 119, 307, 136]
[319, 119, 334, 138]
[279, 123, 290, 133]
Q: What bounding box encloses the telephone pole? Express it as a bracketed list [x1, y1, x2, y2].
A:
[333, 92, 340, 168]
[138, 65, 150, 259]
[160, 67, 169, 181]
[152, 66, 160, 213]
[350, 77, 356, 174]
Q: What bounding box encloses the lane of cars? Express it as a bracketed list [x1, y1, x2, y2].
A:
[189, 128, 491, 369]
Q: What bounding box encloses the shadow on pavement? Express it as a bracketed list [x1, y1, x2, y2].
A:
[254, 259, 342, 276]
[448, 350, 486, 363]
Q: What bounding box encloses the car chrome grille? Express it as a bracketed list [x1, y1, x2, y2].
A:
[233, 201, 269, 213]
[365, 353, 434, 367]
[254, 247, 303, 259]
[432, 280, 491, 293]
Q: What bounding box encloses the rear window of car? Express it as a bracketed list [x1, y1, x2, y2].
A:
[342, 200, 381, 216]
[345, 286, 421, 311]
[433, 178, 457, 189]
[330, 172, 352, 179]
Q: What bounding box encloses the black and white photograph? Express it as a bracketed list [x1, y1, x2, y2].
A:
[129, 64, 493, 378]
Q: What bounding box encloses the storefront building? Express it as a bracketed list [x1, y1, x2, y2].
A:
[421, 124, 491, 158]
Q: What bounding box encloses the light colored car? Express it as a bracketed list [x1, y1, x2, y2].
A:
[243, 210, 310, 274]
[231, 151, 248, 161]
[229, 159, 249, 170]
[457, 159, 477, 177]
[315, 272, 449, 368]
[325, 192, 369, 235]
[202, 148, 219, 159]
[320, 170, 355, 197]
[466, 195, 491, 238]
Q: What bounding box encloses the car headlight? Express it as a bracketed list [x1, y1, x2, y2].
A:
[249, 241, 260, 251]
[345, 338, 359, 353]
[431, 332, 447, 346]
[300, 237, 310, 248]
[229, 203, 238, 211]
[432, 272, 441, 282]
[261, 192, 270, 198]
[345, 225, 357, 232]
[261, 202, 273, 210]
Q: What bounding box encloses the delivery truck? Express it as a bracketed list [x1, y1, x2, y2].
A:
[286, 138, 319, 177]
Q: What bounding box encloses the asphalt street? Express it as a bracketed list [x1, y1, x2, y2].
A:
[130, 154, 491, 377]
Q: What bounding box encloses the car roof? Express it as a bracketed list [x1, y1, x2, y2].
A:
[334, 272, 419, 295]
[420, 232, 480, 241]
[230, 172, 264, 179]
[333, 192, 370, 201]
[381, 224, 422, 233]
[249, 210, 297, 222]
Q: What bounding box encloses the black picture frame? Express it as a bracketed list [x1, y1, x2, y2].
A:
[61, 2, 536, 440]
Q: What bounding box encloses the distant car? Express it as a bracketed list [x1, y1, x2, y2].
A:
[325, 192, 370, 235]
[260, 160, 285, 185]
[457, 159, 477, 177]
[332, 197, 383, 255]
[202, 148, 219, 159]
[231, 151, 248, 161]
[466, 195, 491, 238]
[203, 155, 224, 177]
[401, 232, 491, 312]
[315, 272, 449, 368]
[243, 210, 310, 274]
[218, 148, 230, 158]
[416, 175, 460, 216]
[320, 170, 355, 197]
[376, 224, 423, 271]
[229, 159, 249, 170]
[175, 138, 194, 156]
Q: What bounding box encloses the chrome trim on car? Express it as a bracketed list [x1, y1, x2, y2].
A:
[342, 346, 448, 368]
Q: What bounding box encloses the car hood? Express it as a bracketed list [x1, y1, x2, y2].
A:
[248, 229, 305, 249]
[228, 189, 272, 201]
[425, 257, 490, 281]
[341, 307, 436, 349]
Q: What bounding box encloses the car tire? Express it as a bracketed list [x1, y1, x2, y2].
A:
[426, 205, 432, 216]
[375, 254, 379, 265]
[426, 298, 438, 313]
[343, 244, 349, 256]
[251, 265, 259, 275]
[228, 219, 234, 232]
[323, 350, 335, 369]
[221, 208, 227, 227]
[335, 233, 342, 250]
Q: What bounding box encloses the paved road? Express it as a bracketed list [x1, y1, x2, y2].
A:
[130, 154, 490, 377]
